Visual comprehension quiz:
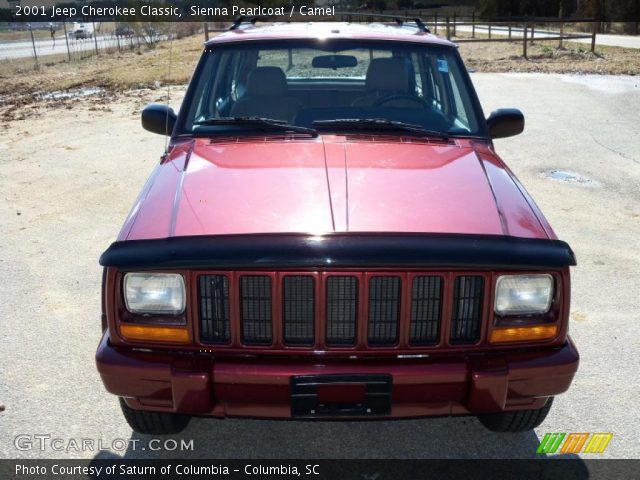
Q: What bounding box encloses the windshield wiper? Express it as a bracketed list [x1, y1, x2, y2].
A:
[313, 118, 449, 140]
[194, 117, 318, 137]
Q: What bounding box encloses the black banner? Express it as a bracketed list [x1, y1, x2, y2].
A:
[1, 459, 639, 480]
[2, 1, 640, 23]
[3, 1, 342, 23]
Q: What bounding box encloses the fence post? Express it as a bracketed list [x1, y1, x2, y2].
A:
[523, 24, 528, 58]
[434, 13, 438, 34]
[530, 24, 535, 44]
[92, 21, 99, 56]
[63, 21, 71, 61]
[204, 22, 209, 41]
[446, 16, 450, 40]
[116, 30, 121, 51]
[591, 21, 597, 53]
[559, 22, 564, 49]
[472, 12, 475, 38]
[29, 24, 39, 69]
[508, 24, 512, 39]
[453, 12, 456, 37]
[488, 23, 492, 39]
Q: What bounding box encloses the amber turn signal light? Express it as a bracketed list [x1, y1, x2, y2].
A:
[120, 324, 190, 343]
[489, 324, 558, 343]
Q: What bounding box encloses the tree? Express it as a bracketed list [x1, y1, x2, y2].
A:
[373, 0, 387, 12]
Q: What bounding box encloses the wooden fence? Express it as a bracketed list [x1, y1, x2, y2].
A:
[339, 13, 601, 59]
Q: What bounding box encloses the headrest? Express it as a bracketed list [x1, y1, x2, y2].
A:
[365, 58, 410, 92]
[246, 67, 288, 97]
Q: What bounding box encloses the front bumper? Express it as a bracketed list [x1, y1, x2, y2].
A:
[96, 333, 579, 419]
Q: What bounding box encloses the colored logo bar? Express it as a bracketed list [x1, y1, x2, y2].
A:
[537, 433, 613, 454]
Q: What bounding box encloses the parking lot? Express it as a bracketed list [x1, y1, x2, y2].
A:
[0, 73, 638, 460]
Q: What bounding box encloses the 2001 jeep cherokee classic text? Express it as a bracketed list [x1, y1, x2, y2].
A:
[96, 19, 579, 435]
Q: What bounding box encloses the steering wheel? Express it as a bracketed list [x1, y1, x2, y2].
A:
[372, 93, 430, 108]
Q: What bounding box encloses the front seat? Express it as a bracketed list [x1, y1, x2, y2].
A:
[230, 66, 301, 123]
[352, 57, 417, 108]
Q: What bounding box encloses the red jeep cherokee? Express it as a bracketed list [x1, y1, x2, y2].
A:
[96, 18, 579, 435]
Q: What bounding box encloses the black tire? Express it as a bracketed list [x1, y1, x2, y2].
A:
[119, 398, 191, 435]
[477, 397, 554, 433]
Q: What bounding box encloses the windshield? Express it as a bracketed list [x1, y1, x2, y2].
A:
[182, 40, 484, 137]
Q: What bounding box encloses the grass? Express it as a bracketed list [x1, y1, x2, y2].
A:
[0, 29, 53, 41]
[0, 35, 203, 96]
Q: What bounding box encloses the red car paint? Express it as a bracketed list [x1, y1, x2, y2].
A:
[120, 137, 550, 241]
[96, 22, 578, 422]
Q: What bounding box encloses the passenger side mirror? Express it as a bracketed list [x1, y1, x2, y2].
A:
[486, 108, 524, 139]
[141, 104, 177, 136]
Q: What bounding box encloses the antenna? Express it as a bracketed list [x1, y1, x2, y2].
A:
[164, 23, 174, 153]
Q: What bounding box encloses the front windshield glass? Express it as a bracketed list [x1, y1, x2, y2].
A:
[183, 40, 483, 136]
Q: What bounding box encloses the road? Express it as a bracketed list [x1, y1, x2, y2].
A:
[0, 73, 639, 460]
[454, 24, 640, 49]
[0, 34, 142, 60]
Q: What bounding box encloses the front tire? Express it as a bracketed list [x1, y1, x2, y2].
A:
[477, 397, 554, 433]
[119, 398, 191, 435]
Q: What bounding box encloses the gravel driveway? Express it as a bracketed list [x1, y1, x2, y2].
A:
[0, 73, 638, 460]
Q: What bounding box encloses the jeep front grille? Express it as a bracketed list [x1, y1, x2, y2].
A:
[409, 276, 443, 345]
[326, 276, 358, 346]
[450, 275, 484, 344]
[198, 275, 230, 343]
[239, 275, 272, 345]
[283, 275, 315, 346]
[368, 276, 401, 346]
[197, 272, 486, 349]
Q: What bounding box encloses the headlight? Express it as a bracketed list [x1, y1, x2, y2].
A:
[494, 274, 553, 316]
[124, 273, 186, 315]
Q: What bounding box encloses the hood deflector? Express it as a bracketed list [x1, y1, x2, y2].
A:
[100, 233, 576, 270]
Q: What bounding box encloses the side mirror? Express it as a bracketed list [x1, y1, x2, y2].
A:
[141, 103, 177, 136]
[486, 108, 524, 139]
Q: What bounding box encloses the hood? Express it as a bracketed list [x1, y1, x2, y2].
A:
[121, 136, 549, 241]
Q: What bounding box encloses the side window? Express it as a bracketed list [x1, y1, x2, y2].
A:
[424, 61, 443, 112]
[450, 78, 469, 128]
[230, 51, 252, 102]
[211, 54, 234, 116]
[439, 55, 477, 132]
[411, 53, 424, 97]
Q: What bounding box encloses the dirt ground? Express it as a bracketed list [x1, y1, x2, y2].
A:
[459, 40, 640, 75]
[0, 72, 639, 460]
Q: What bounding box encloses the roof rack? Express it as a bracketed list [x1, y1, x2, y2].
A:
[229, 16, 275, 31]
[340, 12, 431, 33]
[228, 13, 431, 34]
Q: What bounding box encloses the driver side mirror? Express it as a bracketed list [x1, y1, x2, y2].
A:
[486, 108, 524, 139]
[141, 104, 177, 136]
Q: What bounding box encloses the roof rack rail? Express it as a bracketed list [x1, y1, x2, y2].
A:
[228, 13, 432, 33]
[339, 12, 431, 33]
[229, 16, 277, 31]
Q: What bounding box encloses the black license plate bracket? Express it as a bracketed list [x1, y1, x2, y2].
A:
[290, 374, 392, 418]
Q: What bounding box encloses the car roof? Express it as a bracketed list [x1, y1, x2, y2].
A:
[206, 22, 457, 48]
